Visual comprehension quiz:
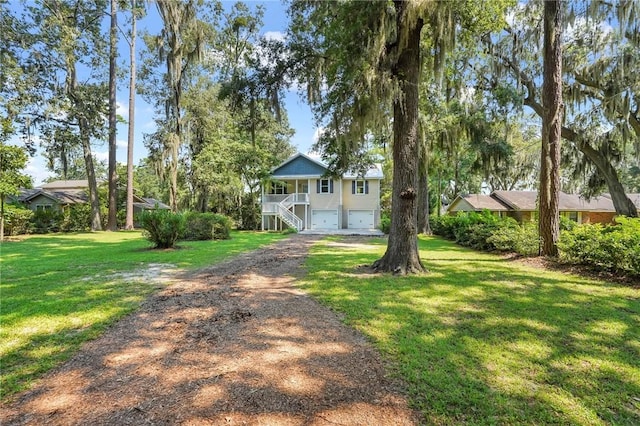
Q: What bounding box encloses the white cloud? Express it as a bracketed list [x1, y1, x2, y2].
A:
[263, 31, 285, 42]
[117, 139, 128, 149]
[312, 127, 325, 144]
[25, 157, 54, 187]
[94, 151, 109, 162]
[116, 101, 128, 119]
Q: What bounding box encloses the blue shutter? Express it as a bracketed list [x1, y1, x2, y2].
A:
[329, 179, 334, 193]
[365, 181, 369, 194]
[316, 179, 320, 193]
[352, 181, 356, 194]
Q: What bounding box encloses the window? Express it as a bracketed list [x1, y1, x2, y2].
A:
[352, 180, 368, 195]
[35, 204, 53, 211]
[318, 179, 332, 194]
[563, 211, 580, 222]
[269, 183, 287, 195]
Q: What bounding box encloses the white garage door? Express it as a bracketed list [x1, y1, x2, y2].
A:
[311, 209, 339, 229]
[348, 210, 374, 229]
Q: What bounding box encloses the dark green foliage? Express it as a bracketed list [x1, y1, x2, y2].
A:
[432, 211, 539, 256]
[60, 204, 92, 232]
[30, 209, 62, 234]
[182, 211, 232, 241]
[487, 221, 539, 256]
[3, 204, 33, 235]
[379, 214, 391, 234]
[559, 217, 640, 277]
[139, 209, 185, 248]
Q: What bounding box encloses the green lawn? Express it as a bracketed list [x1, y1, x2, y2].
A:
[0, 230, 286, 400]
[301, 236, 640, 425]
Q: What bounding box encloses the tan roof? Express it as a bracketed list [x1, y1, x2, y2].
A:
[492, 191, 538, 210]
[606, 193, 640, 209]
[449, 194, 510, 212]
[492, 190, 618, 212]
[40, 180, 91, 190]
[560, 193, 615, 211]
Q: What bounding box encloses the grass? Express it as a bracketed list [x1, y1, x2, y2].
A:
[0, 230, 286, 400]
[301, 236, 640, 425]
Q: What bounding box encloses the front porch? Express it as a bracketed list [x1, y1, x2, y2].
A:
[261, 192, 310, 231]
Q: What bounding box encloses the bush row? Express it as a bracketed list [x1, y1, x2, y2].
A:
[3, 204, 95, 235]
[431, 212, 640, 277]
[431, 211, 540, 255]
[138, 210, 233, 248]
[558, 216, 640, 276]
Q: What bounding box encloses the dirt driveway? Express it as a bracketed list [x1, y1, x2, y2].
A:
[1, 235, 417, 425]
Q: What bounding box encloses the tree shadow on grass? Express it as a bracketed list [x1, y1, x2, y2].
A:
[301, 236, 640, 424]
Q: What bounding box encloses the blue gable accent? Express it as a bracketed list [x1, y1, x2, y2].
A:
[272, 154, 328, 177]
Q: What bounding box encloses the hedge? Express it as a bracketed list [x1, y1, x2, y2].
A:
[182, 211, 233, 241]
[433, 212, 640, 278]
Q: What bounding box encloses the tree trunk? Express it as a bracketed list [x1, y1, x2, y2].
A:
[1, 198, 5, 242]
[169, 138, 178, 212]
[107, 0, 118, 231]
[539, 0, 562, 257]
[373, 5, 425, 274]
[417, 158, 431, 235]
[125, 0, 137, 230]
[576, 139, 638, 217]
[80, 119, 103, 231]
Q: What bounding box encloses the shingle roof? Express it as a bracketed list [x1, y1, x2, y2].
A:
[40, 180, 91, 190]
[604, 193, 640, 209]
[492, 190, 538, 210]
[19, 188, 87, 204]
[133, 198, 170, 210]
[450, 194, 510, 211]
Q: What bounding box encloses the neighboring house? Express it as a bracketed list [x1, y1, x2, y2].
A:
[261, 153, 383, 231]
[132, 197, 171, 215]
[14, 180, 169, 214]
[448, 190, 619, 224]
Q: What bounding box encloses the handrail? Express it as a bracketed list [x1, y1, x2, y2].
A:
[276, 203, 302, 231]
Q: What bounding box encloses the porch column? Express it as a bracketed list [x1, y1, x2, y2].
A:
[308, 178, 311, 229]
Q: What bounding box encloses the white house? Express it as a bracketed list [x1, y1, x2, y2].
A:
[261, 153, 383, 231]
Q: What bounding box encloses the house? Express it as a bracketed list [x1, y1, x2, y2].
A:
[261, 153, 383, 231]
[14, 180, 170, 214]
[447, 190, 619, 224]
[17, 180, 91, 212]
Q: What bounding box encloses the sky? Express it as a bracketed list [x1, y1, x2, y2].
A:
[17, 0, 317, 186]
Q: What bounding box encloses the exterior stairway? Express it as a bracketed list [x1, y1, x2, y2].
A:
[265, 193, 307, 231]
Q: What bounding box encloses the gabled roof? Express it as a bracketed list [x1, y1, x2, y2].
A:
[133, 197, 170, 210]
[271, 153, 329, 178]
[492, 190, 538, 210]
[271, 152, 384, 179]
[19, 188, 87, 204]
[453, 190, 619, 213]
[40, 180, 91, 190]
[449, 194, 510, 212]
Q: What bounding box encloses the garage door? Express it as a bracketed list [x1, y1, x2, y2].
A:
[348, 210, 374, 229]
[311, 210, 339, 229]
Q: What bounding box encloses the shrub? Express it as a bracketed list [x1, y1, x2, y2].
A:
[30, 209, 62, 234]
[379, 214, 391, 234]
[139, 209, 185, 248]
[559, 216, 640, 276]
[3, 204, 33, 235]
[434, 211, 539, 256]
[60, 204, 92, 232]
[182, 212, 233, 241]
[487, 220, 539, 256]
[431, 214, 459, 240]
